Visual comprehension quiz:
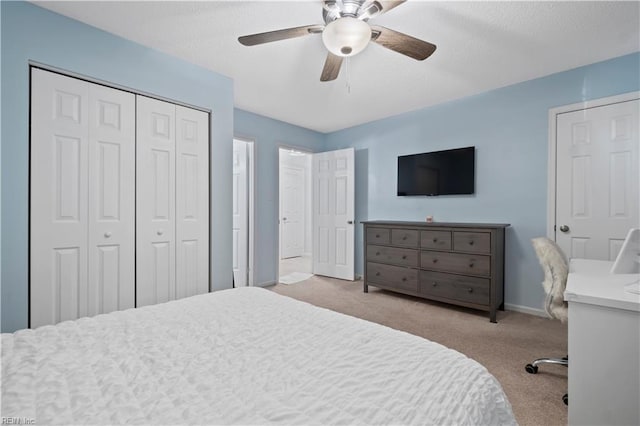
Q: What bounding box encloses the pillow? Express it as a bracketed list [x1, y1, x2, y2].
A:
[531, 237, 569, 323]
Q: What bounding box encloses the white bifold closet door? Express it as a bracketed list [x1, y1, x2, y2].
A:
[30, 68, 135, 328]
[136, 96, 209, 307]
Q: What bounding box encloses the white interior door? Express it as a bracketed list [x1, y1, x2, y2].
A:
[31, 69, 90, 328]
[30, 68, 135, 328]
[176, 105, 209, 298]
[556, 98, 639, 259]
[280, 166, 305, 259]
[312, 148, 355, 280]
[233, 139, 248, 287]
[136, 96, 176, 307]
[87, 83, 136, 316]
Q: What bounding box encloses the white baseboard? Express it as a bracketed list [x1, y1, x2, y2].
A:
[504, 303, 547, 318]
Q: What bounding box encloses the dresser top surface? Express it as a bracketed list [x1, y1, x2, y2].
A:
[362, 220, 510, 229]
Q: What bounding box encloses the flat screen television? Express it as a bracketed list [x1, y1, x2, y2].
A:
[397, 146, 475, 196]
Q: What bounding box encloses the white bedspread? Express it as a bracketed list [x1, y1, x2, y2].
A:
[2, 287, 516, 425]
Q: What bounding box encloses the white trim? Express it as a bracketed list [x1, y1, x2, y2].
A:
[233, 136, 256, 287]
[546, 91, 640, 241]
[504, 303, 547, 318]
[247, 141, 255, 287]
[29, 61, 211, 113]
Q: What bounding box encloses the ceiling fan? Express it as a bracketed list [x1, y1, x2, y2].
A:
[238, 0, 437, 82]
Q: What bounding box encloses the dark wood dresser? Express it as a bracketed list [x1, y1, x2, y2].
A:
[362, 221, 510, 322]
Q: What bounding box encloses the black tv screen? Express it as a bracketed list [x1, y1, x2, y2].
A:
[397, 147, 475, 196]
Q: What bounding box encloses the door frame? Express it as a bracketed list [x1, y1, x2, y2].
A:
[546, 91, 640, 241]
[233, 136, 256, 286]
[277, 144, 313, 280]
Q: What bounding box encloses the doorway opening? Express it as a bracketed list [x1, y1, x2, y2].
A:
[278, 147, 314, 285]
[232, 137, 255, 287]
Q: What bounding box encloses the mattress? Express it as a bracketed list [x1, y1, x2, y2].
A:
[2, 287, 516, 425]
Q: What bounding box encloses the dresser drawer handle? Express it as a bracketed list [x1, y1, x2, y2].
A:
[375, 234, 380, 238]
[469, 240, 475, 246]
[402, 235, 407, 240]
[402, 277, 407, 282]
[469, 262, 474, 268]
[432, 282, 438, 287]
[467, 288, 474, 293]
[375, 272, 380, 276]
[432, 258, 438, 263]
[432, 238, 438, 243]
[402, 255, 407, 260]
[376, 252, 380, 256]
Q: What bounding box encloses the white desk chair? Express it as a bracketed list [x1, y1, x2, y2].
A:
[525, 237, 569, 405]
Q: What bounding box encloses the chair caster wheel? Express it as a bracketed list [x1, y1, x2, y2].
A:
[563, 394, 568, 405]
[525, 364, 538, 374]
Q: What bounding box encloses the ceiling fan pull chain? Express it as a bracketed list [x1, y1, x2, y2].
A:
[346, 56, 351, 94]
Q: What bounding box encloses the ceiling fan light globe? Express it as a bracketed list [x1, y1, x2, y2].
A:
[322, 17, 371, 57]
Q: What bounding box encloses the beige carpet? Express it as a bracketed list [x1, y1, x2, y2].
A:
[270, 275, 568, 426]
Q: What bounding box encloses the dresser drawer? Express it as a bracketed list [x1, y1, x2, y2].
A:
[420, 271, 490, 306]
[420, 251, 491, 277]
[453, 231, 491, 254]
[420, 230, 452, 250]
[391, 229, 419, 247]
[367, 262, 418, 292]
[367, 227, 390, 245]
[367, 245, 418, 267]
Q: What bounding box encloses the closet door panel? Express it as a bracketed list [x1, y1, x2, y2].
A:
[176, 106, 210, 298]
[136, 96, 176, 307]
[30, 69, 89, 328]
[87, 84, 135, 316]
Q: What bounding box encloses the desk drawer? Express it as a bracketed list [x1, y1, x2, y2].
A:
[453, 231, 491, 254]
[366, 228, 390, 245]
[367, 262, 418, 292]
[420, 271, 490, 306]
[391, 229, 419, 247]
[367, 245, 418, 267]
[420, 251, 491, 277]
[420, 230, 452, 250]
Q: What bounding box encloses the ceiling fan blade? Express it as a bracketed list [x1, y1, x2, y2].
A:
[370, 25, 436, 60]
[377, 1, 406, 14]
[358, 0, 406, 20]
[238, 25, 324, 46]
[320, 52, 343, 82]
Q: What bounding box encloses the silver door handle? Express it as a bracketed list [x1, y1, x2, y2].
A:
[347, 220, 353, 224]
[157, 229, 164, 236]
[559, 225, 570, 233]
[282, 217, 287, 221]
[104, 231, 112, 238]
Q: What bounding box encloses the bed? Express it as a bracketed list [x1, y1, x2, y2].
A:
[2, 287, 516, 425]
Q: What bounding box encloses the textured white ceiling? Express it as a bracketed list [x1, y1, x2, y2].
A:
[34, 1, 640, 133]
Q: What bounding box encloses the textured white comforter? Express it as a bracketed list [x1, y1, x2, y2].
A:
[2, 287, 516, 425]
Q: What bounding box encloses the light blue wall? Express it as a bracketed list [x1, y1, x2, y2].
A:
[2, 3, 638, 329]
[324, 53, 640, 310]
[1, 2, 235, 332]
[234, 109, 325, 286]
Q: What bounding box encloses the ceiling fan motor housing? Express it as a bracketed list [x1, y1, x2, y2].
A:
[323, 0, 373, 23]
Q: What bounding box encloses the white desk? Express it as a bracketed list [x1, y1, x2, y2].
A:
[564, 259, 640, 426]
